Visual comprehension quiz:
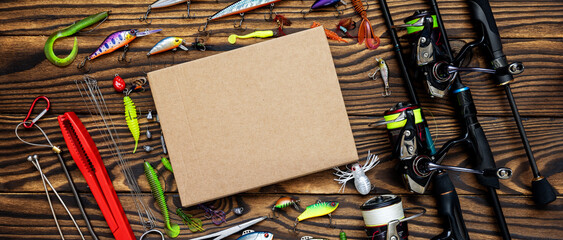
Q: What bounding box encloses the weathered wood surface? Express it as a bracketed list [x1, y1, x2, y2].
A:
[0, 0, 561, 239]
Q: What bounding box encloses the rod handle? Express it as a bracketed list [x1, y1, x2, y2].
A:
[532, 177, 557, 205]
[431, 172, 469, 240]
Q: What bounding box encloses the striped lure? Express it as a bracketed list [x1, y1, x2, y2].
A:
[297, 201, 339, 222]
[85, 29, 161, 61]
[209, 0, 282, 21]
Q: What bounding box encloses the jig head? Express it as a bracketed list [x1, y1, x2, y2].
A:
[44, 11, 109, 67]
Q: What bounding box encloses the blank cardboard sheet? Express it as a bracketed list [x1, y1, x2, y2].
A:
[148, 27, 358, 207]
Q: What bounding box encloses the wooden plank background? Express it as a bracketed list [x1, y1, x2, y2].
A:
[0, 0, 561, 239]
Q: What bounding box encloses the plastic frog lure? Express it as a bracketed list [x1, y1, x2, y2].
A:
[333, 150, 380, 195]
[148, 37, 189, 56]
[200, 0, 283, 32]
[294, 201, 339, 232]
[140, 0, 195, 24]
[237, 230, 273, 240]
[144, 161, 180, 238]
[77, 29, 161, 70]
[44, 11, 109, 67]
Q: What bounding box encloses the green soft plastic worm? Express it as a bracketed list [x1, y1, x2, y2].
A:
[44, 11, 109, 67]
[161, 157, 174, 173]
[144, 161, 180, 238]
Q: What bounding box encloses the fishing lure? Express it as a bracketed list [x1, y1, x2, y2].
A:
[273, 14, 291, 36]
[272, 196, 300, 211]
[124, 93, 140, 153]
[301, 237, 329, 240]
[237, 230, 273, 240]
[368, 58, 391, 96]
[199, 204, 227, 225]
[44, 11, 109, 67]
[311, 22, 348, 43]
[228, 30, 279, 44]
[77, 29, 161, 69]
[333, 150, 379, 195]
[336, 18, 355, 39]
[303, 0, 346, 17]
[294, 201, 339, 231]
[350, 0, 379, 49]
[140, 0, 193, 23]
[339, 230, 347, 240]
[176, 208, 205, 232]
[201, 0, 283, 31]
[144, 161, 180, 238]
[148, 37, 189, 56]
[161, 157, 174, 173]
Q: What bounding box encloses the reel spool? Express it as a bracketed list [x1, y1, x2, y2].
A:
[360, 195, 425, 240]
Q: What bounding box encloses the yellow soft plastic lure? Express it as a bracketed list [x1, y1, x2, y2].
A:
[124, 95, 140, 153]
[297, 201, 339, 221]
[228, 30, 275, 44]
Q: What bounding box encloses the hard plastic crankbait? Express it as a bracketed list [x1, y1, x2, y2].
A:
[304, 0, 346, 17]
[273, 196, 300, 211]
[237, 230, 273, 240]
[78, 29, 161, 69]
[350, 0, 379, 49]
[368, 58, 391, 96]
[44, 11, 109, 67]
[176, 208, 205, 232]
[148, 37, 189, 56]
[294, 201, 339, 231]
[140, 0, 194, 23]
[333, 150, 380, 195]
[311, 22, 348, 43]
[201, 0, 283, 31]
[144, 161, 181, 238]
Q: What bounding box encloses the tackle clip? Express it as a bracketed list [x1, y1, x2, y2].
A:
[23, 96, 51, 128]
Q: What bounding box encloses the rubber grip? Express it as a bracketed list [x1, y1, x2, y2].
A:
[432, 172, 469, 240]
[468, 0, 513, 85]
[455, 89, 500, 189]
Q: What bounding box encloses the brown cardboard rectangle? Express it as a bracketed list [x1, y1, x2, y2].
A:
[148, 27, 358, 207]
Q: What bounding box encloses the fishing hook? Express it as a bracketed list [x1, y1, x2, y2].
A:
[198, 18, 210, 32]
[183, 0, 196, 18]
[234, 13, 246, 30]
[300, 9, 311, 19]
[117, 44, 132, 63]
[263, 3, 276, 21]
[140, 6, 153, 24]
[77, 56, 92, 72]
[334, 5, 345, 17]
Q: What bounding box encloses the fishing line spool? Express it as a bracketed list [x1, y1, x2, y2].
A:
[360, 195, 425, 240]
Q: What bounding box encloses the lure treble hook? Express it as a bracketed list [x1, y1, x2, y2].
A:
[44, 11, 109, 67]
[139, 6, 153, 24]
[117, 45, 131, 63]
[183, 0, 196, 18]
[263, 3, 276, 21]
[198, 18, 210, 32]
[234, 13, 246, 30]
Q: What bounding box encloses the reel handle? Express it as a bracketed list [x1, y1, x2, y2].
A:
[432, 171, 469, 240]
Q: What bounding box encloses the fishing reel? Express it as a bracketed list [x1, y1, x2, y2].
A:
[394, 11, 452, 98]
[371, 102, 514, 194]
[370, 102, 435, 194]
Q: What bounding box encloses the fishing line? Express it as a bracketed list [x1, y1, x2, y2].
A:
[75, 76, 157, 231]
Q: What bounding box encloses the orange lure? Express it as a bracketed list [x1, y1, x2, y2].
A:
[350, 0, 380, 49]
[311, 22, 348, 43]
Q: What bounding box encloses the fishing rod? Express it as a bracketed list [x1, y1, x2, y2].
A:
[376, 0, 516, 239]
[464, 0, 556, 206]
[376, 1, 469, 239]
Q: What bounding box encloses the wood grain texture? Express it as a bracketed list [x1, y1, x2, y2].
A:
[0, 193, 561, 240]
[0, 0, 561, 239]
